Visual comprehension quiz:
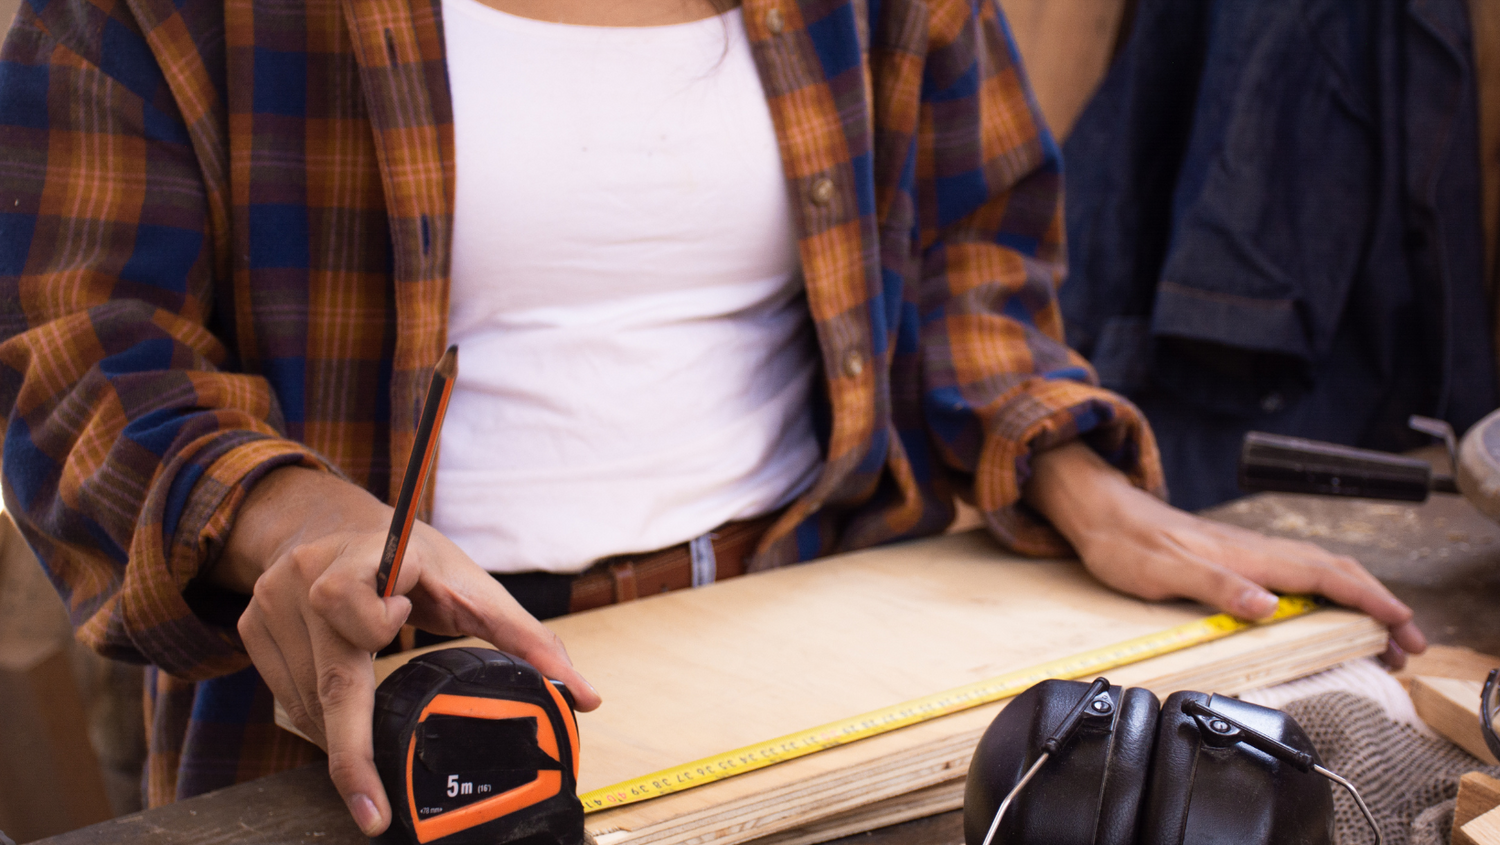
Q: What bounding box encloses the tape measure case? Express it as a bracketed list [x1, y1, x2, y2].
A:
[372, 647, 584, 845]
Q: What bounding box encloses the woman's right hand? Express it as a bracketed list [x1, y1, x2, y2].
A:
[215, 466, 600, 837]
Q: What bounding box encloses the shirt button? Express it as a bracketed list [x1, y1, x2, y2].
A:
[809, 177, 836, 206]
[1260, 392, 1285, 413]
[843, 349, 865, 377]
[765, 7, 785, 34]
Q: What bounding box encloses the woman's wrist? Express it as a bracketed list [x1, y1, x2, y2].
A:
[1022, 441, 1140, 551]
[212, 466, 390, 593]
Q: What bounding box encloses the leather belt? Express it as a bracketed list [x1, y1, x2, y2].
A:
[567, 511, 781, 613]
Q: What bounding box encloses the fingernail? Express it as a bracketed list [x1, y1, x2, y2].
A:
[1238, 589, 1278, 618]
[349, 793, 381, 835]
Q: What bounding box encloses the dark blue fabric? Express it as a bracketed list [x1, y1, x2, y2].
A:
[1061, 0, 1497, 510]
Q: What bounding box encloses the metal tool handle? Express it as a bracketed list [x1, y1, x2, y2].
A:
[1238, 432, 1436, 501]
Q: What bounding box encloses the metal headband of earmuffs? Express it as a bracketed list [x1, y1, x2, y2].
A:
[975, 677, 1382, 845]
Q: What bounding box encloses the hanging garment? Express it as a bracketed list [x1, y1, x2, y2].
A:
[1061, 0, 1498, 509]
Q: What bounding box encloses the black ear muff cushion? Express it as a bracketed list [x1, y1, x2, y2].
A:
[1140, 692, 1335, 845]
[1139, 690, 1208, 845]
[1093, 685, 1160, 845]
[963, 680, 1161, 845]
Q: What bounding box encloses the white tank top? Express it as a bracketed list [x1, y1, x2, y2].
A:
[432, 0, 820, 574]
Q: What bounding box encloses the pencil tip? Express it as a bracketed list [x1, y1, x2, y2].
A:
[436, 345, 458, 379]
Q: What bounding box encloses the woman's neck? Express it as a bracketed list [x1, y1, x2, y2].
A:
[469, 0, 739, 26]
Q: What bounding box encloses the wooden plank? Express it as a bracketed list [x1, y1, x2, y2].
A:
[285, 530, 1384, 845]
[1411, 676, 1499, 764]
[1454, 772, 1500, 845]
[30, 764, 362, 845]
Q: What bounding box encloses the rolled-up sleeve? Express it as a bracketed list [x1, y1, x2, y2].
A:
[0, 6, 332, 680]
[916, 0, 1165, 556]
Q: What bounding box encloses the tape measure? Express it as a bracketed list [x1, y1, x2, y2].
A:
[580, 595, 1322, 813]
[373, 648, 584, 845]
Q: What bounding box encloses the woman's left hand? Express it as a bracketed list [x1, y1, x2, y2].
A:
[1023, 442, 1426, 668]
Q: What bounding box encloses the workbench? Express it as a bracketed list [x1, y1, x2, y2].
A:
[30, 490, 1500, 845]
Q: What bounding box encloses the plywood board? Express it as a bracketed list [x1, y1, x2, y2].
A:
[746, 781, 965, 845]
[299, 530, 1385, 845]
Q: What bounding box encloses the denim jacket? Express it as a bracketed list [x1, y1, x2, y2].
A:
[1061, 0, 1497, 509]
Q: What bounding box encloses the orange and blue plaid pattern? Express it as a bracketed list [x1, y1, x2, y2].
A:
[0, 0, 1162, 804]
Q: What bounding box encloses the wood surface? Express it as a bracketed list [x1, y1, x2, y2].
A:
[1466, 805, 1500, 845]
[286, 530, 1385, 845]
[748, 781, 965, 845]
[1411, 676, 1499, 765]
[1396, 645, 1500, 687]
[1454, 772, 1500, 845]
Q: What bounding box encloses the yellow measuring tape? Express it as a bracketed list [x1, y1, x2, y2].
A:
[579, 595, 1321, 813]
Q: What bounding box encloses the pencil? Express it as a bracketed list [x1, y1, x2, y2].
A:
[375, 345, 458, 598]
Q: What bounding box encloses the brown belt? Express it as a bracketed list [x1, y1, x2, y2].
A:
[567, 512, 781, 613]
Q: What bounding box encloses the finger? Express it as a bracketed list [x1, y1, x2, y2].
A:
[510, 628, 602, 711]
[445, 571, 603, 711]
[1379, 638, 1408, 670]
[241, 608, 328, 748]
[1202, 529, 1428, 654]
[309, 617, 389, 837]
[241, 585, 329, 747]
[309, 552, 413, 653]
[1148, 549, 1281, 620]
[1387, 618, 1426, 656]
[1243, 545, 1413, 627]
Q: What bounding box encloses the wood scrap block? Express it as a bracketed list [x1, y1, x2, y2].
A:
[1395, 645, 1500, 688]
[0, 510, 114, 840]
[0, 639, 113, 841]
[1453, 772, 1500, 845]
[1410, 676, 1499, 764]
[282, 531, 1386, 845]
[1466, 804, 1500, 845]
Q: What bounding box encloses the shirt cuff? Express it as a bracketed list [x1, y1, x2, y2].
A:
[974, 379, 1165, 557]
[109, 433, 334, 681]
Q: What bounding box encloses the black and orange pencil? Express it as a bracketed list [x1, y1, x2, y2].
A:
[375, 344, 458, 598]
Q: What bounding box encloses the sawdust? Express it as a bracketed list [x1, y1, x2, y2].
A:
[1235, 500, 1420, 547]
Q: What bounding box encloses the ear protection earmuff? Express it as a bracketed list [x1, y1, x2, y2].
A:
[963, 678, 1380, 845]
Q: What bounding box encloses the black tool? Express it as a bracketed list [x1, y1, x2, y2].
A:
[372, 647, 584, 845]
[1238, 430, 1456, 502]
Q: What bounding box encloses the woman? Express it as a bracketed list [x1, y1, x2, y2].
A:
[0, 0, 1420, 835]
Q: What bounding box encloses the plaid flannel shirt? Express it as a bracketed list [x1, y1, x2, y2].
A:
[0, 0, 1163, 804]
